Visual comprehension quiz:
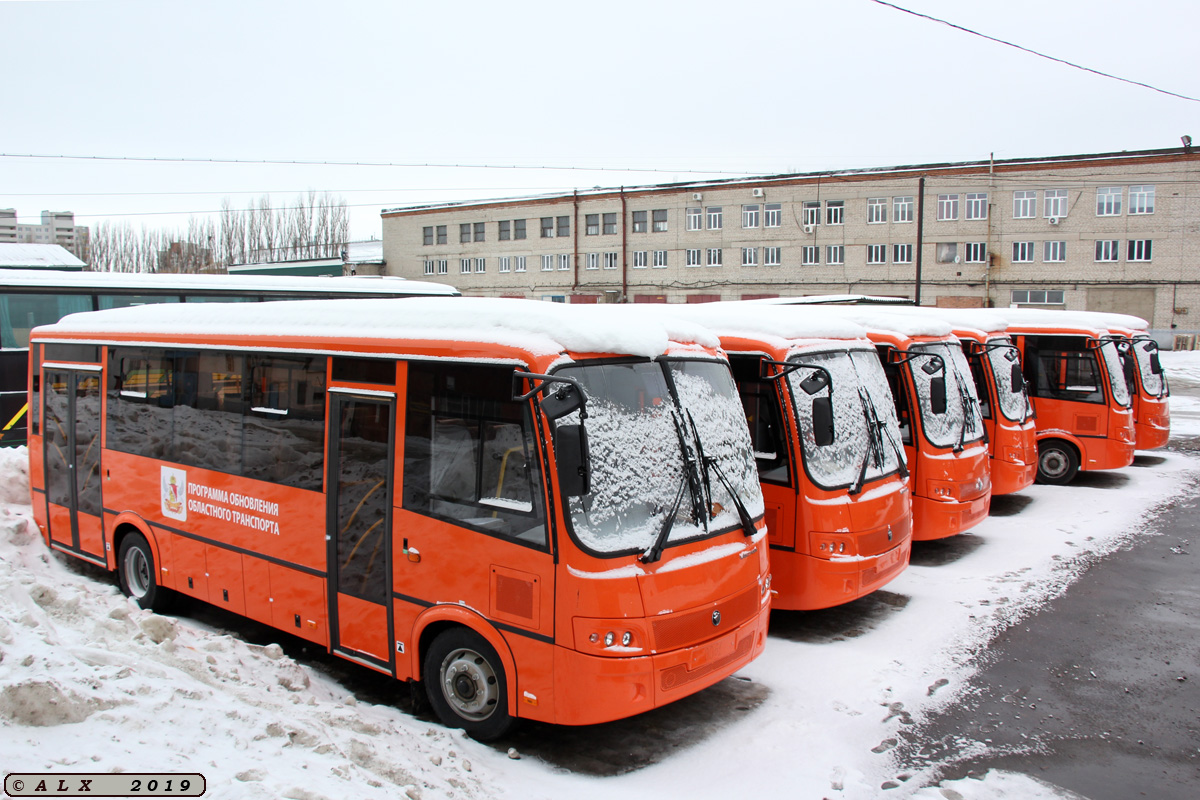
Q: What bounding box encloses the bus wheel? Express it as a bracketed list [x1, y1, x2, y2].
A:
[423, 628, 514, 742]
[1036, 441, 1079, 485]
[117, 533, 171, 612]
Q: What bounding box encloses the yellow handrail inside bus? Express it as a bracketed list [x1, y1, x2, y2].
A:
[2, 403, 27, 433]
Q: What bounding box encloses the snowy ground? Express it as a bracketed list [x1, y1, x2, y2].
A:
[3, 352, 1200, 800]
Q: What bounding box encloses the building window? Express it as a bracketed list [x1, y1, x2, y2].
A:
[686, 207, 702, 230]
[802, 246, 819, 265]
[1044, 190, 1068, 219]
[893, 243, 913, 264]
[460, 258, 472, 274]
[826, 245, 844, 265]
[437, 259, 448, 275]
[632, 210, 648, 233]
[603, 213, 617, 235]
[541, 255, 554, 271]
[514, 256, 526, 272]
[1128, 239, 1152, 261]
[541, 217, 555, 238]
[474, 222, 485, 242]
[423, 226, 434, 246]
[742, 204, 760, 228]
[742, 247, 758, 266]
[763, 246, 781, 266]
[1012, 242, 1034, 263]
[894, 196, 914, 223]
[760, 203, 779, 228]
[435, 225, 447, 245]
[965, 192, 988, 220]
[867, 198, 887, 224]
[1129, 185, 1155, 215]
[866, 244, 886, 264]
[1044, 241, 1066, 262]
[423, 259, 434, 274]
[686, 248, 701, 267]
[1095, 239, 1120, 261]
[1012, 289, 1065, 305]
[653, 250, 668, 268]
[825, 200, 844, 225]
[652, 209, 668, 232]
[1013, 190, 1037, 219]
[473, 257, 484, 273]
[937, 194, 959, 221]
[556, 216, 570, 238]
[706, 248, 723, 267]
[498, 256, 511, 273]
[586, 253, 599, 270]
[603, 252, 619, 270]
[706, 207, 723, 230]
[965, 242, 987, 263]
[559, 253, 571, 271]
[1096, 187, 1122, 216]
[802, 202, 820, 227]
[498, 220, 511, 241]
[936, 242, 958, 263]
[513, 219, 526, 240]
[633, 251, 648, 268]
[585, 214, 599, 236]
[460, 223, 472, 244]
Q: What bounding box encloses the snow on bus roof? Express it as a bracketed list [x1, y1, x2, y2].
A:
[744, 302, 953, 338]
[0, 268, 460, 297]
[984, 306, 1149, 332]
[41, 296, 716, 359]
[841, 306, 1011, 335]
[652, 302, 869, 345]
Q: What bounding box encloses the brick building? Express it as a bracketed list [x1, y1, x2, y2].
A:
[380, 147, 1200, 335]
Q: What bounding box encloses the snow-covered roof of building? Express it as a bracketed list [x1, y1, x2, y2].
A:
[40, 296, 718, 359]
[345, 239, 383, 264]
[0, 243, 86, 269]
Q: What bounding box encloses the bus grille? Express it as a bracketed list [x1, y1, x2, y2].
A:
[651, 585, 759, 652]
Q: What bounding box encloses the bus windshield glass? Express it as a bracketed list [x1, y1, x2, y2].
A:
[1131, 339, 1167, 397]
[986, 343, 1032, 422]
[910, 342, 985, 449]
[554, 359, 762, 556]
[787, 348, 906, 490]
[1097, 340, 1131, 407]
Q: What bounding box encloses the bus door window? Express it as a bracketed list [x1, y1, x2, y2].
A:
[878, 348, 913, 445]
[332, 395, 393, 605]
[967, 355, 992, 419]
[729, 356, 790, 485]
[403, 363, 547, 547]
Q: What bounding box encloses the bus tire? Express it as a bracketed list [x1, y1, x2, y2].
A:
[117, 533, 172, 612]
[423, 628, 514, 742]
[1036, 440, 1079, 485]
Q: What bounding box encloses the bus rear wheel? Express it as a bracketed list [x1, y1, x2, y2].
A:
[117, 532, 172, 612]
[423, 628, 514, 742]
[1036, 441, 1079, 485]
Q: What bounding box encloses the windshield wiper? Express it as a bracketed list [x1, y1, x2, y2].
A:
[641, 411, 707, 565]
[686, 411, 756, 538]
[850, 388, 887, 495]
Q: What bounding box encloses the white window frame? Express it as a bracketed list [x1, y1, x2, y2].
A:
[686, 207, 702, 231]
[585, 253, 599, 270]
[763, 246, 781, 266]
[937, 194, 959, 221]
[706, 247, 723, 267]
[742, 204, 760, 229]
[802, 202, 820, 227]
[825, 200, 844, 226]
[1013, 190, 1037, 219]
[764, 203, 781, 228]
[652, 250, 668, 268]
[1094, 239, 1120, 262]
[741, 247, 758, 267]
[1043, 241, 1065, 262]
[498, 256, 511, 273]
[893, 196, 914, 223]
[1096, 187, 1122, 216]
[965, 192, 988, 221]
[559, 253, 571, 271]
[1127, 239, 1152, 261]
[603, 252, 619, 270]
[964, 242, 986, 263]
[706, 207, 723, 230]
[866, 244, 887, 264]
[686, 248, 701, 267]
[437, 259, 448, 275]
[893, 243, 913, 264]
[867, 197, 887, 224]
[460, 258, 472, 274]
[1011, 242, 1034, 263]
[541, 255, 554, 272]
[1128, 185, 1155, 215]
[423, 260, 435, 275]
[514, 256, 526, 273]
[633, 250, 648, 269]
[826, 245, 844, 265]
[802, 245, 819, 266]
[1044, 189, 1068, 219]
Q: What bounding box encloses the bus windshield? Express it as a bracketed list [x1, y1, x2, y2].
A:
[554, 359, 763, 556]
[910, 342, 985, 449]
[1131, 339, 1167, 397]
[986, 344, 1032, 422]
[787, 348, 906, 491]
[1097, 340, 1131, 407]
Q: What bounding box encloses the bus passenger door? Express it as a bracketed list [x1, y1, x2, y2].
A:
[327, 391, 395, 671]
[42, 367, 105, 562]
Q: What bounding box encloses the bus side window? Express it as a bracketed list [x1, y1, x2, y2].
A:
[244, 355, 326, 491]
[107, 347, 175, 460]
[881, 360, 913, 445]
[403, 362, 547, 547]
[173, 352, 245, 475]
[968, 357, 992, 419]
[1036, 351, 1102, 404]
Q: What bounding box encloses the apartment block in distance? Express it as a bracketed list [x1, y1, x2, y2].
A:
[0, 209, 90, 261]
[380, 146, 1200, 337]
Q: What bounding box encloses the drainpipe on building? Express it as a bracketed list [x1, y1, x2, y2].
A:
[620, 187, 627, 302]
[985, 152, 994, 307]
[915, 176, 925, 306]
[572, 189, 579, 291]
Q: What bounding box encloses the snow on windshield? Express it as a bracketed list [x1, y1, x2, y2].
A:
[1132, 339, 1167, 397]
[910, 341, 984, 449]
[787, 348, 905, 490]
[1098, 340, 1131, 406]
[986, 343, 1032, 422]
[668, 360, 764, 527]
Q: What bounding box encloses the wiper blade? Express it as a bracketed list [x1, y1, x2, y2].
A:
[850, 389, 886, 495]
[686, 410, 714, 522]
[704, 455, 757, 537]
[640, 473, 688, 564]
[670, 410, 708, 531]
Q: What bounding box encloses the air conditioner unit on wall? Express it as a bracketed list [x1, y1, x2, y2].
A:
[1049, 217, 1060, 225]
[803, 224, 814, 234]
[692, 193, 703, 201]
[752, 188, 764, 198]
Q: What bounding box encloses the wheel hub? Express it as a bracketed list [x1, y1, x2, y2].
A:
[440, 648, 497, 721]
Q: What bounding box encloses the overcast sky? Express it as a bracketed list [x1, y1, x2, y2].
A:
[2, 0, 1197, 240]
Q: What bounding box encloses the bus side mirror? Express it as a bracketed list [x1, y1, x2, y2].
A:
[1011, 363, 1025, 392]
[930, 376, 947, 414]
[1150, 352, 1163, 374]
[555, 424, 591, 497]
[540, 383, 585, 421]
[812, 396, 834, 447]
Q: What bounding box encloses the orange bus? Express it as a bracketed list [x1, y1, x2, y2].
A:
[1102, 323, 1169, 451]
[667, 304, 912, 610]
[28, 297, 771, 740]
[993, 309, 1136, 484]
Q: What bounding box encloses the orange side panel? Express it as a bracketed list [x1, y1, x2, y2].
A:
[335, 592, 389, 662]
[242, 556, 273, 626]
[77, 512, 106, 562]
[170, 535, 208, 599]
[205, 545, 246, 617]
[269, 564, 327, 647]
[47, 503, 71, 547]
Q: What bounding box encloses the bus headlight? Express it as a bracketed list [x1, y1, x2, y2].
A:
[574, 618, 649, 656]
[810, 532, 856, 559]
